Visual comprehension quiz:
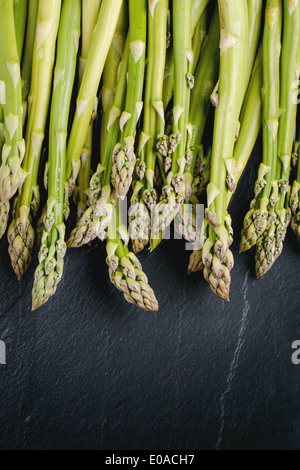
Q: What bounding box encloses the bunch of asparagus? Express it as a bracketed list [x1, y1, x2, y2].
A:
[0, 0, 299, 312]
[241, 0, 300, 278]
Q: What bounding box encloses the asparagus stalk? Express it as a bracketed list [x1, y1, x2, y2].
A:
[99, 1, 128, 162]
[202, 0, 249, 301]
[14, 0, 28, 62]
[192, 146, 212, 198]
[151, 0, 193, 251]
[74, 1, 128, 221]
[81, 0, 102, 66]
[162, 7, 174, 111]
[0, 0, 26, 205]
[21, 0, 38, 123]
[0, 106, 4, 158]
[0, 104, 9, 238]
[291, 130, 300, 241]
[256, 0, 299, 278]
[111, 0, 147, 198]
[290, 26, 300, 241]
[73, 0, 102, 220]
[161, 0, 205, 110]
[177, 7, 220, 246]
[162, 44, 174, 111]
[229, 46, 263, 203]
[191, 0, 210, 34]
[37, 0, 105, 243]
[244, 0, 263, 97]
[7, 0, 61, 280]
[129, 0, 168, 253]
[74, 111, 93, 219]
[128, 4, 156, 254]
[191, 7, 207, 76]
[0, 0, 25, 236]
[67, 38, 130, 248]
[162, 1, 208, 111]
[106, 199, 158, 311]
[188, 46, 263, 274]
[32, 0, 81, 310]
[186, 7, 219, 189]
[240, 0, 282, 254]
[66, 0, 123, 195]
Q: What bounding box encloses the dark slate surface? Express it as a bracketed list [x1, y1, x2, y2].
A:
[0, 141, 300, 450]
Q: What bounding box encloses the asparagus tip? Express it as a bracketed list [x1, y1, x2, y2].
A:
[187, 249, 204, 274]
[0, 201, 10, 239]
[7, 219, 34, 279]
[132, 238, 148, 254]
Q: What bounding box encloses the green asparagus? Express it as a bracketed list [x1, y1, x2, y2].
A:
[240, 0, 282, 256]
[111, 0, 147, 199]
[66, 0, 123, 195]
[31, 0, 81, 310]
[256, 0, 299, 278]
[73, 0, 102, 220]
[8, 0, 61, 280]
[202, 0, 248, 301]
[0, 0, 26, 205]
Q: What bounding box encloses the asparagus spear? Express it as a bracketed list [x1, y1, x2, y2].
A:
[188, 7, 217, 180]
[191, 0, 210, 34]
[164, 0, 208, 108]
[0, 106, 4, 161]
[290, 11, 300, 241]
[176, 7, 219, 246]
[202, 0, 249, 301]
[162, 0, 208, 109]
[14, 0, 28, 62]
[0, 0, 26, 205]
[106, 199, 158, 311]
[81, 0, 102, 68]
[99, 1, 128, 163]
[74, 1, 128, 222]
[240, 0, 282, 254]
[192, 146, 212, 198]
[67, 38, 130, 248]
[0, 104, 9, 238]
[73, 0, 102, 220]
[21, 0, 38, 123]
[229, 46, 263, 204]
[244, 0, 263, 97]
[151, 0, 193, 251]
[161, 0, 208, 107]
[8, 0, 61, 280]
[291, 132, 300, 242]
[189, 46, 263, 274]
[74, 110, 93, 219]
[66, 0, 123, 195]
[256, 0, 299, 278]
[36, 0, 106, 244]
[162, 45, 174, 112]
[128, 5, 154, 254]
[111, 0, 147, 199]
[191, 7, 207, 76]
[129, 0, 168, 253]
[162, 5, 174, 112]
[32, 0, 81, 310]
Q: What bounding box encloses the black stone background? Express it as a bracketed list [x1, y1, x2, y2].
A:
[0, 138, 300, 450]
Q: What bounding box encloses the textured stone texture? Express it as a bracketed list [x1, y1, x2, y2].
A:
[0, 142, 300, 449]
